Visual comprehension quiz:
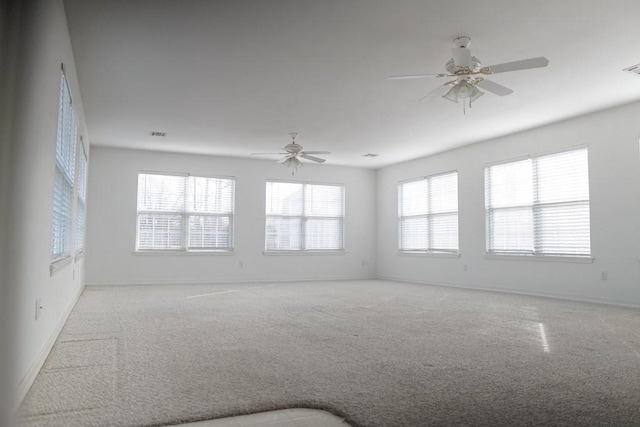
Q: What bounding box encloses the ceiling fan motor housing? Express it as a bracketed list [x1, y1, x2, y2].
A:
[284, 143, 302, 153]
[447, 58, 482, 75]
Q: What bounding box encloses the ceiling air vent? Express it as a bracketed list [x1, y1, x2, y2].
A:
[363, 153, 379, 157]
[623, 63, 640, 75]
[149, 131, 167, 137]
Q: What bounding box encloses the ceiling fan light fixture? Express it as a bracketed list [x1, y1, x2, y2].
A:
[455, 80, 472, 98]
[469, 85, 484, 104]
[442, 80, 485, 106]
[283, 156, 303, 174]
[442, 86, 459, 103]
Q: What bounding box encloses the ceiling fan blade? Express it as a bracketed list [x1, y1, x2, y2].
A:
[484, 57, 549, 74]
[300, 154, 326, 163]
[302, 151, 330, 155]
[476, 79, 513, 96]
[452, 47, 471, 68]
[418, 84, 451, 103]
[386, 73, 446, 80]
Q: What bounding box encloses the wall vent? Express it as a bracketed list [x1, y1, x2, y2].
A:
[149, 131, 167, 137]
[623, 63, 640, 75]
[363, 153, 379, 157]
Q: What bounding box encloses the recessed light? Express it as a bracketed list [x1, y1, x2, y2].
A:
[149, 131, 167, 137]
[363, 153, 379, 157]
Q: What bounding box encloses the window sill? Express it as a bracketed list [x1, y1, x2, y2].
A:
[50, 255, 73, 275]
[263, 250, 346, 256]
[484, 254, 594, 264]
[133, 250, 235, 256]
[397, 251, 461, 258]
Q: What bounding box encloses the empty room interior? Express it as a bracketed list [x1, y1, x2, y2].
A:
[3, 0, 640, 426]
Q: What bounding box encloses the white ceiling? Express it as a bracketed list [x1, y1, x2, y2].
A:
[64, 0, 640, 168]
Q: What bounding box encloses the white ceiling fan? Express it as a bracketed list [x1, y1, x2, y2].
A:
[387, 37, 549, 113]
[251, 133, 331, 174]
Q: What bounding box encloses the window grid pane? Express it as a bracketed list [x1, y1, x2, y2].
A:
[137, 174, 186, 212]
[188, 215, 232, 250]
[485, 159, 532, 209]
[137, 214, 184, 250]
[306, 218, 343, 250]
[430, 213, 459, 251]
[188, 177, 235, 214]
[400, 216, 429, 251]
[52, 169, 73, 257]
[266, 182, 304, 216]
[265, 216, 303, 250]
[487, 207, 534, 253]
[533, 202, 590, 255]
[399, 179, 427, 216]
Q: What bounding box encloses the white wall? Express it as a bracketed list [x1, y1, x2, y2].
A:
[1, 0, 21, 421]
[377, 101, 640, 306]
[85, 147, 376, 285]
[4, 0, 89, 404]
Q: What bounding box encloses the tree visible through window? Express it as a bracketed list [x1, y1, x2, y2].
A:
[265, 181, 344, 251]
[136, 173, 235, 251]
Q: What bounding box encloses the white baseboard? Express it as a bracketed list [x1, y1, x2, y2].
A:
[377, 275, 640, 308]
[14, 282, 85, 409]
[85, 275, 377, 287]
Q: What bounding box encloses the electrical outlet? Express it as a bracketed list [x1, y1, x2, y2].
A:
[239, 261, 244, 268]
[600, 270, 608, 281]
[463, 264, 468, 271]
[361, 260, 368, 267]
[35, 299, 43, 320]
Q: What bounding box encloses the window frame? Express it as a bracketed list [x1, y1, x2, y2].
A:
[397, 170, 459, 254]
[264, 179, 345, 253]
[51, 66, 78, 262]
[135, 171, 236, 253]
[484, 146, 591, 258]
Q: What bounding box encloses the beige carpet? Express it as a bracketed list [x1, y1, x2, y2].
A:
[18, 279, 640, 426]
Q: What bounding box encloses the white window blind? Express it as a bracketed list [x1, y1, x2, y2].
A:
[265, 181, 344, 251]
[51, 71, 77, 259]
[76, 142, 88, 252]
[398, 171, 459, 252]
[485, 148, 590, 256]
[136, 173, 235, 251]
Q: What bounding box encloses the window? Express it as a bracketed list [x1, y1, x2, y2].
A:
[136, 173, 235, 251]
[265, 181, 344, 251]
[398, 171, 459, 252]
[485, 147, 590, 256]
[51, 70, 77, 260]
[76, 140, 88, 253]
